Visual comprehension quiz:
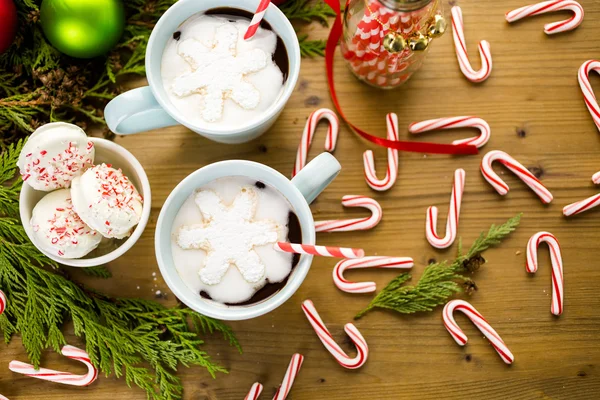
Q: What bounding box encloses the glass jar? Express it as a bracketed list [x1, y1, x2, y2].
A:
[341, 0, 445, 89]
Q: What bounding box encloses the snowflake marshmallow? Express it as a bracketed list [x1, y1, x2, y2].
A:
[176, 187, 280, 285]
[171, 23, 268, 123]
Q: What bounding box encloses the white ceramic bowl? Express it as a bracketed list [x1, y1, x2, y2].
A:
[19, 137, 152, 267]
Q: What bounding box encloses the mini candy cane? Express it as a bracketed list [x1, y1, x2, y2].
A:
[0, 290, 6, 315]
[274, 242, 364, 259]
[363, 113, 399, 191]
[409, 117, 491, 148]
[9, 345, 98, 386]
[593, 171, 600, 185]
[333, 256, 414, 293]
[292, 109, 339, 177]
[272, 353, 304, 400]
[315, 196, 382, 233]
[451, 6, 492, 83]
[244, 0, 271, 40]
[426, 169, 466, 249]
[578, 60, 600, 132]
[480, 150, 553, 204]
[563, 192, 600, 216]
[443, 300, 514, 364]
[526, 232, 564, 316]
[301, 300, 368, 369]
[506, 0, 584, 35]
[245, 383, 263, 400]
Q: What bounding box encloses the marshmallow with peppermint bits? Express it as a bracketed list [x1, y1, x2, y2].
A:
[30, 189, 101, 258]
[71, 163, 143, 239]
[18, 122, 95, 191]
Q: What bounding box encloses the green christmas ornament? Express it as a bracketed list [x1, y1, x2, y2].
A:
[40, 0, 125, 59]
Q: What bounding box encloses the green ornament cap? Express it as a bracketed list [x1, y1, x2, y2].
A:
[40, 0, 125, 59]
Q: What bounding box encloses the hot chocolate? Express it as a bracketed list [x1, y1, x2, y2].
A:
[161, 9, 288, 130]
[171, 176, 301, 305]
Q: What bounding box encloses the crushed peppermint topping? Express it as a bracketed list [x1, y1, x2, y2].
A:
[45, 198, 97, 252]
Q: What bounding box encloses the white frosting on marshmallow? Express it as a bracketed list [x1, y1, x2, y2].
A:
[30, 189, 101, 258]
[171, 176, 293, 304]
[71, 163, 143, 239]
[177, 186, 279, 285]
[161, 14, 284, 129]
[18, 122, 94, 191]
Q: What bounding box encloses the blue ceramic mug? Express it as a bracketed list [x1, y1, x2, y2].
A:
[155, 153, 341, 320]
[104, 0, 301, 144]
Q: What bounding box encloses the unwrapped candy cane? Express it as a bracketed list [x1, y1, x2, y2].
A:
[315, 195, 382, 232]
[9, 345, 98, 386]
[526, 232, 564, 316]
[301, 300, 368, 369]
[578, 60, 600, 132]
[0, 290, 6, 315]
[363, 113, 399, 191]
[443, 300, 514, 364]
[563, 174, 600, 216]
[481, 150, 553, 204]
[451, 6, 492, 83]
[426, 169, 466, 249]
[292, 108, 339, 177]
[506, 0, 584, 35]
[245, 353, 304, 400]
[333, 256, 414, 293]
[409, 117, 491, 148]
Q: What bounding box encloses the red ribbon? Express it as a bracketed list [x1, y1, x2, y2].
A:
[322, 0, 478, 155]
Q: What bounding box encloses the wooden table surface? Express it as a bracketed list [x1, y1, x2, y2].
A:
[3, 0, 600, 398]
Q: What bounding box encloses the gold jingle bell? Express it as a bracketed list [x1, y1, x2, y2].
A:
[383, 32, 406, 53]
[428, 14, 447, 38]
[409, 33, 430, 51]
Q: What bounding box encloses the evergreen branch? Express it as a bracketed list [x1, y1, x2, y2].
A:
[280, 0, 336, 25]
[356, 214, 522, 319]
[298, 35, 327, 57]
[79, 265, 112, 279]
[0, 124, 239, 399]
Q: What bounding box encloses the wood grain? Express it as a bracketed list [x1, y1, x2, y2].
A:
[3, 0, 600, 398]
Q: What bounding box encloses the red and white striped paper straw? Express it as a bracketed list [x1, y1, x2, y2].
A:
[315, 195, 382, 233]
[9, 345, 98, 386]
[274, 242, 364, 259]
[506, 0, 584, 35]
[443, 300, 514, 364]
[426, 169, 466, 249]
[272, 353, 304, 400]
[451, 6, 492, 83]
[481, 150, 553, 204]
[578, 60, 600, 132]
[301, 300, 369, 369]
[244, 0, 271, 40]
[363, 113, 399, 191]
[333, 256, 414, 293]
[292, 108, 339, 177]
[245, 382, 263, 400]
[409, 117, 491, 148]
[526, 232, 564, 316]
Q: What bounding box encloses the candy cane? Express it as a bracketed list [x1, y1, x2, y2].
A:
[451, 6, 492, 83]
[593, 171, 600, 185]
[506, 0, 584, 35]
[301, 300, 368, 369]
[244, 0, 271, 40]
[526, 232, 564, 316]
[315, 196, 382, 233]
[363, 113, 399, 191]
[245, 383, 263, 400]
[292, 109, 339, 178]
[578, 60, 600, 132]
[333, 256, 413, 293]
[563, 192, 600, 216]
[480, 150, 553, 204]
[426, 169, 466, 249]
[0, 290, 6, 315]
[443, 300, 514, 364]
[272, 353, 304, 400]
[9, 345, 98, 386]
[274, 242, 364, 259]
[409, 117, 491, 148]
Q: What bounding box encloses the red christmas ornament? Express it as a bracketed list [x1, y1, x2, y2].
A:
[0, 0, 17, 54]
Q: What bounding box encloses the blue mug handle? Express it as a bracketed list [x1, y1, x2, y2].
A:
[291, 152, 341, 204]
[104, 86, 179, 135]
